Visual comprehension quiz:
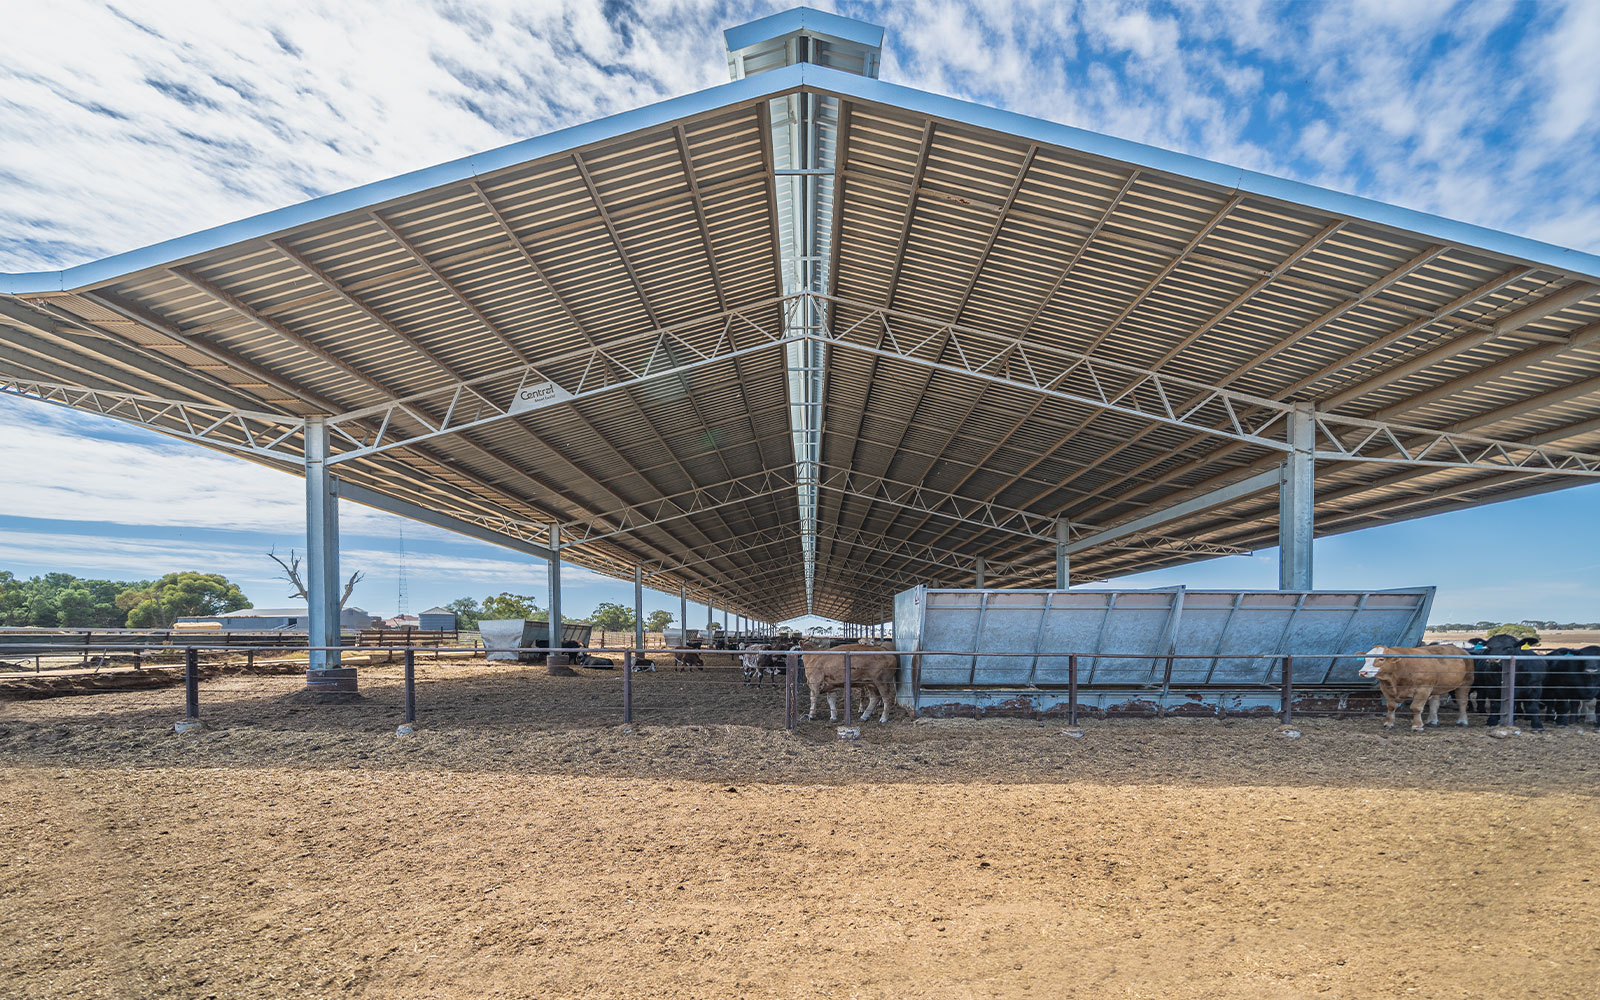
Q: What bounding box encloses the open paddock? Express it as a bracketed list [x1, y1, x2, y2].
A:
[2, 659, 1598, 999]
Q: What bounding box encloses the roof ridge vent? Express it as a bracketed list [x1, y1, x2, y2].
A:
[724, 6, 884, 81]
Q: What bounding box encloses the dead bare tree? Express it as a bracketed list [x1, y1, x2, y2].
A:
[267, 546, 365, 608]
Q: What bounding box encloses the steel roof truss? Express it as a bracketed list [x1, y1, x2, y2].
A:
[0, 376, 306, 461]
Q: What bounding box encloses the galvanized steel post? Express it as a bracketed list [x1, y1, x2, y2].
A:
[303, 415, 345, 683]
[843, 651, 852, 724]
[184, 647, 199, 720]
[633, 566, 645, 654]
[623, 650, 633, 723]
[974, 557, 985, 589]
[546, 523, 571, 675]
[1055, 518, 1070, 589]
[403, 648, 416, 724]
[785, 650, 799, 730]
[679, 586, 688, 646]
[1067, 653, 1078, 726]
[1502, 656, 1518, 726]
[1278, 403, 1315, 590]
[1280, 655, 1293, 724]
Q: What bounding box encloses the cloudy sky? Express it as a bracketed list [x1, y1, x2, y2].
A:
[1, 0, 1597, 625]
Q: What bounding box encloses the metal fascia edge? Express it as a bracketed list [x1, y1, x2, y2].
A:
[10, 59, 1600, 293]
[795, 64, 1600, 283]
[0, 65, 811, 296]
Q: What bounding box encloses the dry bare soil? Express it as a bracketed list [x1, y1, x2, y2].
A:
[2, 658, 1598, 999]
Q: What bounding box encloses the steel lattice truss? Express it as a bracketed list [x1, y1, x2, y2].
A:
[4, 62, 1600, 625]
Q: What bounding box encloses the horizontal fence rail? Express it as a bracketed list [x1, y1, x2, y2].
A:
[3, 642, 1575, 736]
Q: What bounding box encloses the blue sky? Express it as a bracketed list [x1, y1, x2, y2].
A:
[1, 1, 1597, 626]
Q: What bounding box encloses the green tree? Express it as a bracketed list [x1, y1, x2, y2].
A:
[121, 572, 251, 628]
[0, 571, 154, 628]
[480, 592, 541, 620]
[1485, 623, 1540, 642]
[644, 609, 674, 632]
[444, 597, 483, 631]
[588, 602, 636, 631]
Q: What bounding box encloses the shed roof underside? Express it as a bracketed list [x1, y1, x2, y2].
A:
[3, 71, 1599, 624]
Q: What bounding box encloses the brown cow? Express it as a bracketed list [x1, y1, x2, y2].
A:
[672, 643, 704, 671]
[1358, 645, 1473, 732]
[798, 641, 899, 723]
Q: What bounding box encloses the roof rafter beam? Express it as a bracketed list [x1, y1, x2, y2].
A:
[321, 297, 796, 461]
[0, 374, 305, 461]
[1066, 264, 1553, 523]
[814, 294, 1600, 475]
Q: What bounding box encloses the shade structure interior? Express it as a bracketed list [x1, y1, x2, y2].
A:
[2, 73, 1598, 625]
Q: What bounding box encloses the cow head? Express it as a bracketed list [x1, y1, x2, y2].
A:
[1358, 647, 1386, 678]
[1484, 634, 1536, 657]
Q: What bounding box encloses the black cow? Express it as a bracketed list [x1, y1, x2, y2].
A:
[1476, 634, 1547, 729]
[1542, 646, 1600, 727]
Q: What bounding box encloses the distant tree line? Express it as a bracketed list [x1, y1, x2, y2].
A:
[1429, 621, 1600, 633]
[444, 594, 675, 633]
[0, 570, 252, 628]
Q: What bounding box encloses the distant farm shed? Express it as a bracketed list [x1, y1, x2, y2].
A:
[175, 607, 379, 631]
[419, 607, 457, 631]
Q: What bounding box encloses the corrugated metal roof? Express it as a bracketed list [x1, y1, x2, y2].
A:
[3, 58, 1597, 625]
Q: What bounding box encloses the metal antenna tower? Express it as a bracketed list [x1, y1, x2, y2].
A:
[396, 522, 409, 616]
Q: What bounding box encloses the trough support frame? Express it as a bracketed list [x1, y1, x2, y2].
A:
[1279, 403, 1315, 590]
[303, 415, 345, 683]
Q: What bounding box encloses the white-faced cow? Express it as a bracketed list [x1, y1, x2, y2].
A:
[1358, 645, 1473, 732]
[797, 641, 898, 723]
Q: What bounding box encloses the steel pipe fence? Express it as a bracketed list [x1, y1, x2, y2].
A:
[0, 643, 1572, 735]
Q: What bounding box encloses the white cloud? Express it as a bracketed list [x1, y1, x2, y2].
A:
[0, 401, 397, 533]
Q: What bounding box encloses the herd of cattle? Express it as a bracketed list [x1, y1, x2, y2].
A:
[659, 638, 900, 724]
[638, 633, 1599, 732]
[1359, 636, 1600, 732]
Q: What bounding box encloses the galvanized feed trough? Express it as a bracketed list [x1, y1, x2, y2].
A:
[479, 620, 596, 662]
[892, 585, 1434, 716]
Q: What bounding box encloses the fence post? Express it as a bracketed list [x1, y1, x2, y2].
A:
[1280, 655, 1294, 724]
[1501, 655, 1518, 727]
[1068, 653, 1079, 727]
[911, 649, 921, 719]
[403, 648, 416, 725]
[1159, 652, 1176, 717]
[623, 649, 634, 724]
[184, 647, 199, 721]
[843, 652, 852, 724]
[786, 651, 798, 730]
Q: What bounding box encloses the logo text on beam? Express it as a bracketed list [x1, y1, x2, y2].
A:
[508, 377, 573, 414]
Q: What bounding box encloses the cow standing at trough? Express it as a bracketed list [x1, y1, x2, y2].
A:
[1476, 633, 1547, 729]
[1542, 646, 1600, 726]
[797, 641, 899, 723]
[1358, 645, 1473, 732]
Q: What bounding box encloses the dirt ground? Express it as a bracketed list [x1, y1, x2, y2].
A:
[2, 658, 1598, 999]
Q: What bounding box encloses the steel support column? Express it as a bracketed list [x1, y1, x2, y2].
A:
[1279, 404, 1315, 590]
[634, 566, 645, 652]
[547, 524, 572, 675]
[975, 556, 986, 589]
[1055, 518, 1070, 589]
[304, 416, 345, 683]
[680, 586, 688, 645]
